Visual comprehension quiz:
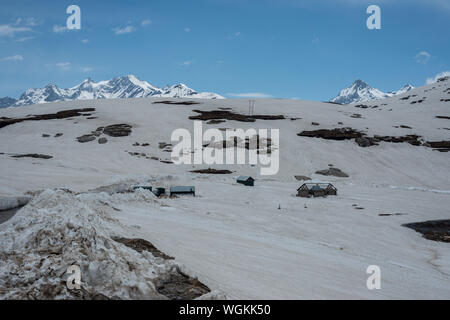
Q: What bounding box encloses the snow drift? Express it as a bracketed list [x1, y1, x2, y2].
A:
[0, 189, 221, 300]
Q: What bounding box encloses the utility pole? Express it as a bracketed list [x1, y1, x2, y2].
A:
[248, 99, 255, 116]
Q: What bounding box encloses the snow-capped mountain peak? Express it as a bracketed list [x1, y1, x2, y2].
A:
[331, 80, 416, 104]
[4, 75, 224, 108]
[390, 84, 415, 95]
[331, 79, 388, 104]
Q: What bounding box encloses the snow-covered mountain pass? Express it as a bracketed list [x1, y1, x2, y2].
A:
[0, 77, 449, 299]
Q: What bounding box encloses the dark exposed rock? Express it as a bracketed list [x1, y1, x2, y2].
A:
[11, 153, 53, 159]
[103, 124, 132, 137]
[355, 137, 377, 147]
[298, 128, 363, 140]
[112, 237, 174, 259]
[77, 134, 96, 143]
[426, 140, 450, 152]
[207, 120, 226, 124]
[0, 108, 95, 129]
[190, 168, 233, 174]
[403, 220, 450, 243]
[153, 100, 201, 105]
[374, 134, 422, 146]
[311, 122, 320, 126]
[315, 167, 349, 177]
[159, 142, 172, 149]
[189, 109, 285, 122]
[98, 137, 108, 144]
[294, 175, 311, 181]
[42, 134, 50, 138]
[436, 116, 450, 120]
[54, 133, 63, 137]
[155, 269, 211, 300]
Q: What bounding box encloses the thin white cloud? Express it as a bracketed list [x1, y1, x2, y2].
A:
[141, 20, 151, 26]
[227, 92, 273, 98]
[312, 34, 320, 43]
[82, 66, 93, 73]
[226, 31, 241, 40]
[81, 39, 89, 44]
[25, 17, 39, 27]
[184, 27, 191, 32]
[0, 24, 31, 37]
[53, 25, 68, 33]
[1, 55, 24, 62]
[46, 62, 71, 71]
[16, 36, 34, 42]
[113, 26, 136, 35]
[415, 51, 431, 64]
[426, 71, 450, 84]
[179, 60, 193, 66]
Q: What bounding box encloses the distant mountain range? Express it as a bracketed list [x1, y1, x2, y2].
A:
[1, 76, 418, 108]
[0, 75, 224, 108]
[330, 79, 415, 104]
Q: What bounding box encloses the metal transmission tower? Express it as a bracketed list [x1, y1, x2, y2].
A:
[248, 99, 255, 116]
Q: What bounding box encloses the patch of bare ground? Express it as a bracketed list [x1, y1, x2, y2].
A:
[403, 220, 450, 243]
[112, 237, 174, 260]
[426, 141, 450, 152]
[112, 237, 210, 300]
[11, 153, 53, 159]
[191, 168, 233, 174]
[153, 101, 201, 105]
[0, 108, 95, 129]
[436, 116, 450, 120]
[298, 128, 363, 140]
[298, 128, 434, 149]
[189, 109, 285, 122]
[155, 270, 211, 300]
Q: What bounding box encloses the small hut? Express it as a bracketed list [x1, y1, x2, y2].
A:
[310, 185, 326, 197]
[133, 185, 152, 191]
[325, 183, 337, 196]
[297, 184, 310, 198]
[152, 187, 166, 197]
[170, 186, 195, 197]
[237, 176, 255, 186]
[297, 183, 337, 198]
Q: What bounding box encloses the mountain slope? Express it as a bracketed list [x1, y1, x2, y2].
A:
[0, 77, 449, 299]
[0, 97, 17, 109]
[331, 80, 415, 104]
[7, 75, 224, 108]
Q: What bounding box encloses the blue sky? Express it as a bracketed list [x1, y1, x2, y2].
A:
[0, 0, 449, 101]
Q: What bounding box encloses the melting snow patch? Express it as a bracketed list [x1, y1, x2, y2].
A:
[389, 186, 450, 195]
[0, 189, 218, 300]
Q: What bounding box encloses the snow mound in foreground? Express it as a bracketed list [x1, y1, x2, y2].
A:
[0, 196, 30, 211]
[0, 189, 217, 300]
